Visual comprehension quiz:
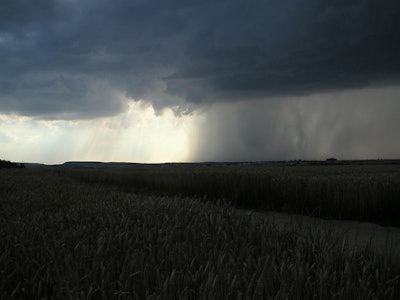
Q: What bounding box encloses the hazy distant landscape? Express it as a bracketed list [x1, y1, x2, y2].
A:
[1, 161, 400, 299]
[21, 159, 400, 169]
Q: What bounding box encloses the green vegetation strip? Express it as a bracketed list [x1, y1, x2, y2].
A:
[1, 169, 399, 299]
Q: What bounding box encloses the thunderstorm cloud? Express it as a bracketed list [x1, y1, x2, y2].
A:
[2, 0, 400, 118]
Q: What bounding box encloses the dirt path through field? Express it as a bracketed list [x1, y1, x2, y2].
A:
[248, 210, 400, 263]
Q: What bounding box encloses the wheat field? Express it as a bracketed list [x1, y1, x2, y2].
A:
[1, 167, 399, 299]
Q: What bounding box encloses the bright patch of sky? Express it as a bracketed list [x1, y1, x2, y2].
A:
[0, 101, 202, 164]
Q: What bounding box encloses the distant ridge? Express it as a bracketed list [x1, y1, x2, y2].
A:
[62, 161, 102, 167]
[60, 161, 141, 168]
[22, 161, 140, 169]
[20, 159, 400, 169]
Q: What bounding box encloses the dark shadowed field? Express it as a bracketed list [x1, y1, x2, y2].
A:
[1, 164, 400, 299]
[62, 163, 400, 226]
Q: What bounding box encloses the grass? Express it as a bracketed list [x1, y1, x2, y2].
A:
[1, 168, 399, 299]
[60, 164, 400, 226]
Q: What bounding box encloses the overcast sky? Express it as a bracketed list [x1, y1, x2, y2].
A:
[1, 0, 400, 163]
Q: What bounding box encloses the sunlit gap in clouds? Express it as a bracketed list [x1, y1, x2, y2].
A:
[0, 100, 202, 164]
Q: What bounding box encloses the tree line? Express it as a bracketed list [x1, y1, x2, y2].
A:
[0, 159, 25, 168]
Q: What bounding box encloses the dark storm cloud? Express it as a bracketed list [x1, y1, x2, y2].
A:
[1, 0, 400, 118]
[167, 0, 400, 102]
